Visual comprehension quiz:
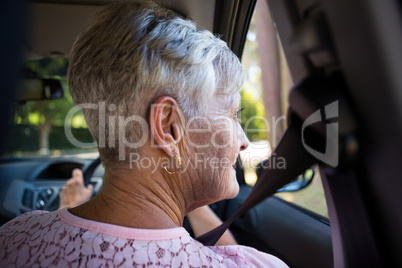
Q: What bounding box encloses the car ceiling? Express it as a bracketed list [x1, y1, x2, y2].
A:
[27, 0, 246, 59]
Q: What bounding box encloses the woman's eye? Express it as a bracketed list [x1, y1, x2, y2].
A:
[234, 108, 244, 123]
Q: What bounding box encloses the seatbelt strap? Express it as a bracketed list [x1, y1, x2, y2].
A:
[196, 122, 317, 246]
[196, 72, 352, 246]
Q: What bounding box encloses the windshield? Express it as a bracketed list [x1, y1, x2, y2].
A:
[3, 58, 97, 159]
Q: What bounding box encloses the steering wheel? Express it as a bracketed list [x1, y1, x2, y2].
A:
[83, 156, 102, 187]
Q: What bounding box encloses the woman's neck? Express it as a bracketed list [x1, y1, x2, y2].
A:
[69, 168, 187, 229]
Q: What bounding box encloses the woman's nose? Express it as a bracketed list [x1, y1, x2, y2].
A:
[239, 128, 249, 151]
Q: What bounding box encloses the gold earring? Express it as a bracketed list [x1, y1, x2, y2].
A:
[163, 153, 182, 175]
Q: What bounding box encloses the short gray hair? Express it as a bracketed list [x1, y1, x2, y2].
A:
[68, 0, 244, 167]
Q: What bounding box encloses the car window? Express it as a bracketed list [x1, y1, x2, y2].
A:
[240, 0, 328, 217]
[3, 58, 97, 159]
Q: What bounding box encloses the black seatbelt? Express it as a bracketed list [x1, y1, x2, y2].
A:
[195, 72, 355, 247]
[196, 121, 317, 246]
[195, 71, 383, 267]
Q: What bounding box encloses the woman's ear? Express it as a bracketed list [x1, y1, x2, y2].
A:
[149, 96, 184, 157]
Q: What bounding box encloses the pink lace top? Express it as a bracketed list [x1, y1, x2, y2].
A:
[0, 208, 288, 267]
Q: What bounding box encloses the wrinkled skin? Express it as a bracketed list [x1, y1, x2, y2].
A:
[68, 93, 249, 231]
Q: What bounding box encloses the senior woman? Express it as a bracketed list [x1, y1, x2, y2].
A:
[0, 1, 287, 267]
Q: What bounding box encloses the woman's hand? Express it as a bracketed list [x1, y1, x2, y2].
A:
[58, 169, 93, 210]
[187, 205, 237, 246]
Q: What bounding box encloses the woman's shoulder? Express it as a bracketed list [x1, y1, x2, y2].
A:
[0, 212, 287, 268]
[0, 210, 60, 247]
[0, 210, 56, 232]
[208, 244, 289, 268]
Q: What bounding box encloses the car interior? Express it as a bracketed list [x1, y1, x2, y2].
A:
[0, 0, 401, 267]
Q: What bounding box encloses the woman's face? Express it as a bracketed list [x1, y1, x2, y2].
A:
[185, 93, 249, 204]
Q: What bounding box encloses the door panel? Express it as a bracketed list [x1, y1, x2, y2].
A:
[218, 185, 333, 268]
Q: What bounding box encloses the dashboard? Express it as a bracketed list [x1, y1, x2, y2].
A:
[0, 157, 104, 225]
